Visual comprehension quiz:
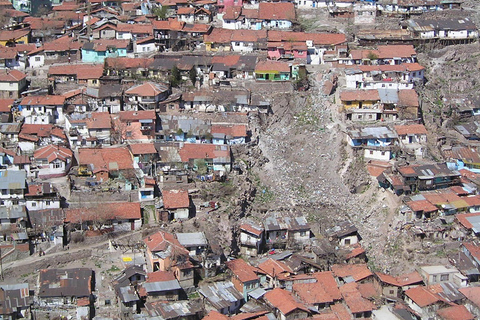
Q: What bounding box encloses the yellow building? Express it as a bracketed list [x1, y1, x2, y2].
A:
[0, 29, 30, 46]
[340, 89, 380, 109]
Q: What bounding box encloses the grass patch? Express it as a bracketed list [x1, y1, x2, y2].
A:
[188, 292, 201, 299]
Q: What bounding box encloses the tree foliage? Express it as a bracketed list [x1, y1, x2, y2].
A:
[170, 65, 182, 87]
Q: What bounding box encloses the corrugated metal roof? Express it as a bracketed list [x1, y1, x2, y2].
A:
[199, 281, 243, 310]
[143, 279, 181, 293]
[176, 232, 208, 247]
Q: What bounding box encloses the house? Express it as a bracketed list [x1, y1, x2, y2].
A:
[178, 143, 232, 173]
[27, 36, 83, 67]
[199, 281, 244, 314]
[48, 64, 104, 90]
[258, 258, 293, 288]
[292, 281, 334, 311]
[374, 271, 424, 299]
[116, 23, 153, 40]
[0, 46, 23, 70]
[0, 29, 29, 46]
[211, 124, 248, 145]
[0, 98, 13, 123]
[143, 230, 195, 288]
[77, 147, 135, 182]
[347, 126, 397, 161]
[27, 208, 65, 245]
[0, 123, 21, 147]
[25, 182, 60, 212]
[162, 189, 191, 220]
[459, 286, 480, 318]
[225, 258, 263, 301]
[345, 45, 417, 66]
[397, 163, 461, 192]
[217, 0, 243, 13]
[124, 82, 170, 111]
[407, 17, 478, 42]
[84, 83, 124, 114]
[128, 143, 158, 175]
[264, 212, 311, 249]
[0, 283, 33, 320]
[339, 281, 376, 318]
[0, 170, 26, 207]
[204, 28, 267, 52]
[176, 232, 208, 257]
[354, 3, 376, 25]
[404, 286, 450, 320]
[264, 288, 310, 320]
[114, 110, 157, 143]
[81, 39, 130, 63]
[64, 113, 112, 149]
[32, 145, 73, 179]
[18, 124, 66, 152]
[134, 37, 157, 55]
[140, 271, 182, 302]
[37, 268, 94, 320]
[437, 305, 474, 320]
[239, 220, 264, 256]
[443, 147, 480, 172]
[326, 221, 361, 247]
[255, 60, 291, 81]
[394, 124, 427, 159]
[419, 265, 466, 286]
[331, 263, 374, 284]
[340, 90, 381, 122]
[0, 69, 27, 99]
[65, 202, 142, 232]
[144, 300, 202, 320]
[258, 2, 296, 30]
[19, 95, 66, 125]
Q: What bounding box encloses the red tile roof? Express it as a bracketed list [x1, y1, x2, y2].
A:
[49, 64, 104, 80]
[240, 222, 263, 236]
[143, 230, 189, 254]
[211, 124, 247, 137]
[258, 258, 292, 279]
[340, 90, 380, 102]
[375, 271, 423, 287]
[331, 264, 373, 282]
[203, 311, 229, 320]
[152, 18, 185, 31]
[339, 282, 376, 314]
[357, 282, 378, 299]
[0, 99, 14, 113]
[65, 202, 141, 222]
[178, 143, 230, 162]
[230, 311, 269, 320]
[33, 145, 72, 163]
[406, 200, 438, 213]
[162, 189, 189, 209]
[264, 288, 309, 315]
[437, 305, 474, 320]
[223, 6, 242, 20]
[405, 286, 445, 307]
[0, 69, 26, 82]
[394, 124, 427, 136]
[255, 60, 290, 73]
[77, 147, 135, 172]
[53, 2, 80, 11]
[20, 124, 54, 137]
[105, 57, 154, 69]
[125, 82, 169, 97]
[459, 286, 480, 308]
[0, 46, 18, 59]
[398, 89, 419, 107]
[20, 95, 65, 106]
[225, 258, 261, 283]
[267, 30, 346, 46]
[86, 112, 112, 130]
[376, 45, 417, 59]
[119, 110, 156, 121]
[0, 28, 30, 41]
[312, 271, 342, 301]
[146, 270, 176, 282]
[258, 2, 295, 21]
[128, 143, 157, 155]
[293, 282, 333, 305]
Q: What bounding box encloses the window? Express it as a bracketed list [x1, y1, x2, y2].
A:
[46, 201, 51, 205]
[432, 275, 437, 282]
[9, 82, 13, 87]
[344, 239, 351, 245]
[32, 202, 36, 207]
[92, 80, 98, 84]
[440, 274, 449, 281]
[369, 150, 374, 155]
[389, 290, 395, 295]
[53, 162, 61, 169]
[235, 42, 240, 46]
[1, 189, 7, 195]
[300, 231, 306, 236]
[126, 131, 132, 137]
[35, 56, 41, 62]
[381, 151, 386, 156]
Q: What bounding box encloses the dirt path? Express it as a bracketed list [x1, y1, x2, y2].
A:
[2, 229, 144, 272]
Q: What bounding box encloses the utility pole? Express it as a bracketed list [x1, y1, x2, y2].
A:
[87, 0, 92, 41]
[0, 247, 3, 281]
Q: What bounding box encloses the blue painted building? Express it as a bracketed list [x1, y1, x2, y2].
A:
[81, 40, 129, 63]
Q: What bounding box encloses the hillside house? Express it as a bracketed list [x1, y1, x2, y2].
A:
[32, 145, 73, 179]
[140, 271, 182, 302]
[81, 40, 130, 63]
[264, 212, 311, 249]
[225, 259, 264, 301]
[37, 268, 94, 320]
[264, 288, 310, 320]
[124, 82, 170, 111]
[162, 189, 191, 220]
[0, 69, 27, 99]
[19, 95, 66, 125]
[199, 281, 243, 314]
[347, 126, 397, 161]
[239, 220, 264, 256]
